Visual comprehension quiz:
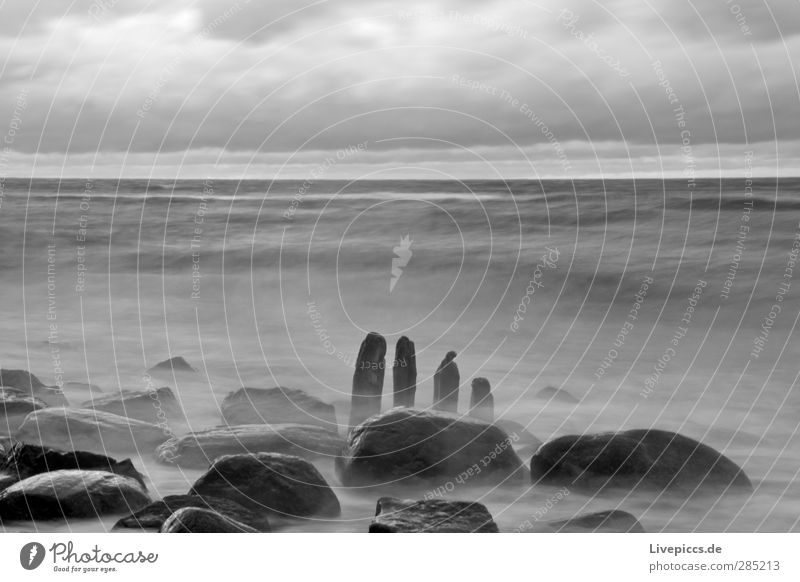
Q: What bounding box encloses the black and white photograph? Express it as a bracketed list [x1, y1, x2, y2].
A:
[0, 0, 799, 578]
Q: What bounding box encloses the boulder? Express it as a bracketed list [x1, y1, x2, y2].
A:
[0, 470, 150, 520]
[0, 369, 68, 407]
[221, 387, 337, 430]
[544, 510, 645, 533]
[369, 497, 498, 532]
[433, 351, 459, 413]
[336, 408, 524, 486]
[83, 387, 181, 424]
[190, 453, 340, 518]
[160, 507, 258, 533]
[469, 378, 493, 422]
[349, 332, 387, 427]
[146, 356, 196, 376]
[16, 408, 168, 455]
[0, 443, 146, 488]
[530, 429, 752, 495]
[392, 336, 417, 407]
[536, 386, 579, 404]
[115, 494, 271, 531]
[1, 389, 47, 432]
[156, 424, 344, 469]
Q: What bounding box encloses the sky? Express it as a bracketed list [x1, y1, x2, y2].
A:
[0, 0, 798, 179]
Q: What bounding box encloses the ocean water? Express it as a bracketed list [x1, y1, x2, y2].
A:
[1, 177, 799, 533]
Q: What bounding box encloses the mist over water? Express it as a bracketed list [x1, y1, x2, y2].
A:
[1, 177, 799, 532]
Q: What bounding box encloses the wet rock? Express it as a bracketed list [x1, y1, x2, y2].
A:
[336, 407, 524, 486]
[115, 494, 271, 531]
[536, 386, 579, 404]
[0, 369, 68, 407]
[83, 387, 181, 424]
[0, 443, 146, 488]
[530, 429, 753, 495]
[147, 356, 196, 376]
[190, 453, 340, 518]
[349, 332, 387, 427]
[433, 351, 459, 413]
[369, 497, 498, 532]
[1, 389, 47, 432]
[0, 470, 150, 520]
[221, 386, 337, 430]
[544, 510, 645, 533]
[16, 408, 168, 455]
[156, 424, 344, 469]
[392, 336, 417, 408]
[160, 507, 258, 533]
[469, 378, 493, 422]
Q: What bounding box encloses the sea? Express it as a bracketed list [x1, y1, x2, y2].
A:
[1, 177, 799, 532]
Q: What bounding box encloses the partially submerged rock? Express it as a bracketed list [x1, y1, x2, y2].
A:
[336, 407, 524, 486]
[530, 429, 752, 495]
[156, 424, 344, 469]
[221, 387, 337, 430]
[0, 442, 146, 488]
[115, 494, 271, 531]
[190, 453, 340, 518]
[544, 510, 645, 533]
[469, 378, 493, 422]
[369, 497, 498, 532]
[0, 369, 68, 407]
[1, 389, 47, 432]
[392, 336, 417, 408]
[16, 408, 168, 455]
[536, 386, 579, 404]
[433, 351, 460, 413]
[349, 332, 387, 427]
[160, 507, 258, 533]
[147, 357, 196, 376]
[0, 469, 150, 520]
[83, 387, 181, 425]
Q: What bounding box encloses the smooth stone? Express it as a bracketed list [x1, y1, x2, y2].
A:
[83, 386, 181, 424]
[221, 387, 338, 430]
[155, 424, 344, 469]
[543, 510, 645, 533]
[433, 351, 460, 413]
[160, 507, 258, 533]
[0, 470, 150, 520]
[16, 408, 168, 455]
[536, 386, 579, 404]
[115, 494, 271, 531]
[0, 369, 68, 407]
[190, 453, 340, 518]
[530, 429, 753, 495]
[0, 442, 146, 488]
[392, 336, 417, 408]
[146, 357, 196, 376]
[349, 332, 387, 427]
[370, 497, 499, 532]
[336, 407, 524, 486]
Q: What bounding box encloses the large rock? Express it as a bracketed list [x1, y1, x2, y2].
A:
[433, 352, 459, 413]
[369, 497, 498, 532]
[544, 510, 645, 533]
[190, 453, 340, 518]
[0, 443, 145, 488]
[155, 424, 344, 468]
[160, 507, 258, 533]
[536, 386, 579, 404]
[83, 387, 181, 424]
[530, 429, 752, 495]
[392, 336, 417, 407]
[221, 387, 337, 430]
[0, 470, 150, 520]
[336, 408, 524, 486]
[349, 332, 387, 427]
[146, 356, 196, 376]
[16, 408, 168, 455]
[469, 378, 493, 422]
[1, 389, 47, 432]
[0, 369, 68, 407]
[115, 494, 271, 531]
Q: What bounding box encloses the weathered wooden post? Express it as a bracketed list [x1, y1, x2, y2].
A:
[349, 332, 387, 427]
[392, 336, 417, 407]
[469, 377, 494, 422]
[433, 351, 459, 413]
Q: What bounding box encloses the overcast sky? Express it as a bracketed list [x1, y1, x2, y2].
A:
[1, 0, 798, 178]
